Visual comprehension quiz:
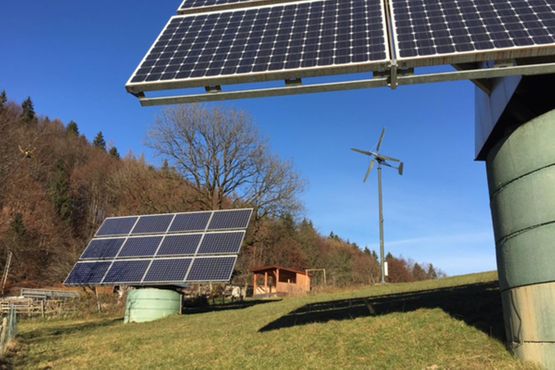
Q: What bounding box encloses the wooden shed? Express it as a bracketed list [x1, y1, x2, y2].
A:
[252, 265, 310, 297]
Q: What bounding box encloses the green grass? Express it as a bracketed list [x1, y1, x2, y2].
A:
[11, 272, 537, 369]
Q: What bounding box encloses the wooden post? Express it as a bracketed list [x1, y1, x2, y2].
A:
[264, 272, 268, 290]
[253, 273, 257, 296]
[276, 269, 280, 287]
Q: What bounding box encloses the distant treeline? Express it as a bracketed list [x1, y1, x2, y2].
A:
[0, 91, 442, 288]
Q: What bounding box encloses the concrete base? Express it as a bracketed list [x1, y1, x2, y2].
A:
[486, 109, 555, 368]
[124, 288, 182, 323]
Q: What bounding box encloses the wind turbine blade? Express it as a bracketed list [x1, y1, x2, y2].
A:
[398, 162, 404, 176]
[351, 148, 375, 157]
[364, 160, 375, 182]
[375, 128, 386, 152]
[379, 154, 401, 162]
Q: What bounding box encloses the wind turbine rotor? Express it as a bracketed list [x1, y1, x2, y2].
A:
[351, 148, 377, 157]
[363, 160, 376, 182]
[375, 128, 386, 152]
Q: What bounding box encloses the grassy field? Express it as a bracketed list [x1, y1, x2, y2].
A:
[9, 272, 538, 369]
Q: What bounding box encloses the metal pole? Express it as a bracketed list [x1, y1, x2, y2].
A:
[377, 165, 385, 284]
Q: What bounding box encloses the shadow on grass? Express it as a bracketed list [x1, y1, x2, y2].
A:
[259, 281, 505, 341]
[184, 299, 279, 315]
[18, 317, 122, 342]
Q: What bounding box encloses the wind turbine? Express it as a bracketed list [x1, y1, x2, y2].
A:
[352, 128, 403, 284]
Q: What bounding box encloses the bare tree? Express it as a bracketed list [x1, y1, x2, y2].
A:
[147, 104, 304, 217]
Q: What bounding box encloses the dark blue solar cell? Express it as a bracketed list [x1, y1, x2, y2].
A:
[65, 262, 111, 285]
[168, 212, 211, 232]
[103, 260, 151, 284]
[128, 0, 387, 88]
[143, 259, 192, 282]
[197, 232, 244, 254]
[118, 236, 163, 257]
[156, 234, 202, 256]
[96, 217, 137, 236]
[186, 256, 237, 281]
[391, 0, 555, 62]
[207, 209, 252, 230]
[131, 215, 174, 234]
[81, 238, 125, 259]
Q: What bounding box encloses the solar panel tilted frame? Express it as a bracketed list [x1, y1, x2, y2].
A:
[389, 0, 555, 68]
[126, 0, 390, 95]
[64, 208, 253, 286]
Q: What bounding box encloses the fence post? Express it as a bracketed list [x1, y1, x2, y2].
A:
[0, 317, 7, 355]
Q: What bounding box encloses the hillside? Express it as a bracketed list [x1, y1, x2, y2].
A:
[11, 272, 535, 369]
[0, 93, 442, 289]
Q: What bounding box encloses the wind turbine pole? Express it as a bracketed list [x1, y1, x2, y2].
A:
[377, 164, 385, 284]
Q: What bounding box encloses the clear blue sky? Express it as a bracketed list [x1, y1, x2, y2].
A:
[1, 0, 496, 276]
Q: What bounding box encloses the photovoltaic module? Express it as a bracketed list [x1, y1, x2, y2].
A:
[64, 209, 253, 286]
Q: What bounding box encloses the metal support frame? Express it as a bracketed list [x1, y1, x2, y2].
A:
[377, 166, 386, 285]
[135, 61, 555, 106]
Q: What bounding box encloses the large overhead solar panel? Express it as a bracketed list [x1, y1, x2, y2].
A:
[126, 0, 390, 97]
[390, 0, 555, 68]
[178, 0, 274, 14]
[65, 208, 253, 286]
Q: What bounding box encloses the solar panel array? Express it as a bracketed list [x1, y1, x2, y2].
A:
[127, 0, 555, 100]
[126, 0, 389, 93]
[65, 209, 253, 286]
[390, 0, 555, 66]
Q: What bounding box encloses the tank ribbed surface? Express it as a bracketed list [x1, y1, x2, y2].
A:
[486, 109, 555, 369]
[124, 288, 181, 323]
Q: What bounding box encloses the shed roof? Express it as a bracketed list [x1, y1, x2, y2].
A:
[251, 265, 307, 275]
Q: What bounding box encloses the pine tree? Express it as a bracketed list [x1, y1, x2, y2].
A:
[93, 131, 106, 151]
[412, 262, 427, 281]
[67, 121, 79, 136]
[426, 264, 438, 279]
[161, 159, 170, 172]
[109, 146, 120, 159]
[49, 160, 73, 221]
[0, 90, 7, 111]
[21, 97, 36, 123]
[10, 213, 26, 238]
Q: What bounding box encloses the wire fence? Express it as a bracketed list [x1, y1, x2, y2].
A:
[0, 306, 17, 357]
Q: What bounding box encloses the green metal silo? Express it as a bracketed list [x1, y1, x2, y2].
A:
[124, 288, 182, 323]
[486, 109, 555, 367]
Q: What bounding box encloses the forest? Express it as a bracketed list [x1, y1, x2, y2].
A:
[0, 91, 442, 290]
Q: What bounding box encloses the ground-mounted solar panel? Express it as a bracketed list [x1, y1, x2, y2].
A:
[156, 234, 202, 256]
[126, 0, 390, 96]
[197, 232, 245, 254]
[131, 214, 174, 234]
[64, 262, 111, 285]
[168, 212, 211, 232]
[103, 260, 151, 284]
[390, 0, 555, 68]
[96, 217, 138, 236]
[117, 236, 163, 258]
[143, 258, 193, 282]
[208, 209, 252, 230]
[186, 256, 237, 281]
[65, 209, 252, 286]
[81, 238, 126, 259]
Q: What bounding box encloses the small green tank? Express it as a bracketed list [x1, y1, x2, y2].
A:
[124, 288, 182, 323]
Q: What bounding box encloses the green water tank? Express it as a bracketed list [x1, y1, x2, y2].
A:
[124, 288, 182, 323]
[486, 109, 555, 367]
